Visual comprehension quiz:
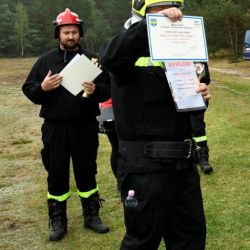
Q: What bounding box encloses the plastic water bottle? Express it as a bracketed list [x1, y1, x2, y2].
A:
[125, 190, 138, 207]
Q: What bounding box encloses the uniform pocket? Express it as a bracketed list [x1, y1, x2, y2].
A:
[124, 199, 149, 237]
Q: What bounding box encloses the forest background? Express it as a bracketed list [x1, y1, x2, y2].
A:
[0, 0, 250, 60]
[1, 0, 250, 249]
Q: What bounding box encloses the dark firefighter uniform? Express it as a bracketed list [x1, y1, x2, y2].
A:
[191, 62, 210, 137]
[100, 19, 206, 250]
[191, 63, 213, 174]
[98, 99, 119, 181]
[22, 44, 110, 237]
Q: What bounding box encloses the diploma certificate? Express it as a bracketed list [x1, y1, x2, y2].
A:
[60, 54, 102, 96]
[165, 61, 206, 112]
[146, 14, 208, 62]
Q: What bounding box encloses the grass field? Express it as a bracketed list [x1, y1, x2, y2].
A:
[0, 58, 249, 250]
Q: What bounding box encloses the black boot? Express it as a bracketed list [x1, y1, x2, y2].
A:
[48, 199, 67, 241]
[80, 193, 110, 234]
[196, 146, 214, 174]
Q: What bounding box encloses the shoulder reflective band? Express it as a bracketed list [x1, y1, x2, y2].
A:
[135, 57, 164, 68]
[193, 136, 207, 143]
[47, 191, 71, 202]
[77, 185, 99, 198]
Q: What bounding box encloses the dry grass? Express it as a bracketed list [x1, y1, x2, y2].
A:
[209, 58, 250, 75]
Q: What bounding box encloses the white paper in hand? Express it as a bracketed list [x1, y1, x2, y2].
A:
[60, 54, 102, 96]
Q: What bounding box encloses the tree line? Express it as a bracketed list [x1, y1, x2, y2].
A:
[0, 0, 249, 60]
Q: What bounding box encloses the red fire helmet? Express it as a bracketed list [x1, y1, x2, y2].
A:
[53, 8, 84, 38]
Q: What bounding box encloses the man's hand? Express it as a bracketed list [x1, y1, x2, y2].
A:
[41, 70, 62, 91]
[197, 83, 211, 101]
[91, 58, 100, 68]
[159, 7, 182, 22]
[82, 81, 96, 97]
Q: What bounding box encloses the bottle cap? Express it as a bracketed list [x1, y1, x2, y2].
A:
[128, 190, 135, 196]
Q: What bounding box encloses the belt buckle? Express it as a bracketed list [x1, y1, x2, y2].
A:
[184, 139, 192, 158]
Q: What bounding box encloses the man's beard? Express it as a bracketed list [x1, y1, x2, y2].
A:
[61, 40, 79, 51]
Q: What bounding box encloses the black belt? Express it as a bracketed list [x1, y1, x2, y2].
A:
[119, 139, 194, 159]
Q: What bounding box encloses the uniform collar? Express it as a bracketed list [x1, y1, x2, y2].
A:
[124, 13, 143, 30]
[56, 44, 82, 64]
